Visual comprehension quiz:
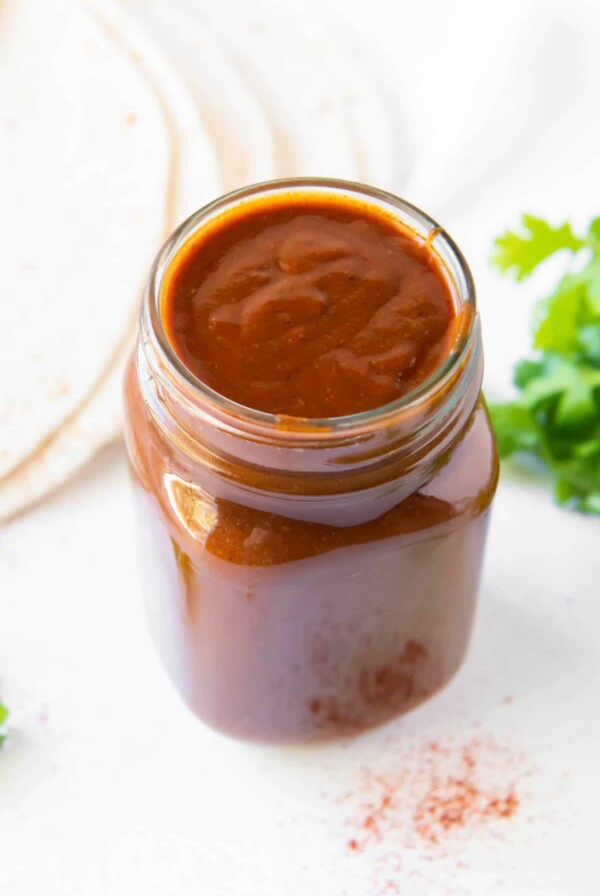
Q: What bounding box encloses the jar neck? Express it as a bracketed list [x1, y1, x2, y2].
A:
[138, 323, 481, 496]
[137, 178, 481, 508]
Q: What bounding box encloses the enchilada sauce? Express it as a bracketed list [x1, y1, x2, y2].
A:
[124, 189, 497, 741]
[162, 195, 457, 417]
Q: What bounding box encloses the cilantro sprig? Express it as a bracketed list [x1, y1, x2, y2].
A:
[489, 214, 600, 514]
[0, 702, 8, 748]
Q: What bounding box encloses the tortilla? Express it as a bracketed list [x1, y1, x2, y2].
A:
[0, 0, 398, 521]
[301, 7, 402, 191]
[0, 322, 132, 523]
[91, 0, 220, 222]
[190, 0, 360, 179]
[121, 0, 275, 192]
[0, 0, 220, 522]
[0, 0, 171, 483]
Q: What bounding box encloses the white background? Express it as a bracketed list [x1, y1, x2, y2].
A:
[2, 0, 600, 893]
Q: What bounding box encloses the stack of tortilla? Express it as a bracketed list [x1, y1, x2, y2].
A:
[0, 0, 396, 522]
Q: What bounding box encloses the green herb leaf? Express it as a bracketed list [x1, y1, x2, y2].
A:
[583, 257, 600, 311]
[578, 324, 600, 364]
[0, 702, 8, 748]
[490, 213, 600, 515]
[532, 273, 586, 353]
[489, 402, 540, 457]
[491, 214, 585, 281]
[587, 217, 600, 246]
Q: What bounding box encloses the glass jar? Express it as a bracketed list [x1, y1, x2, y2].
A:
[123, 178, 498, 743]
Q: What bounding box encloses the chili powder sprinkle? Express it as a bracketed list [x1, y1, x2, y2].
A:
[412, 742, 519, 845]
[344, 734, 524, 855]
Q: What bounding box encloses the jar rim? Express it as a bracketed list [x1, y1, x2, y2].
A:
[142, 177, 477, 438]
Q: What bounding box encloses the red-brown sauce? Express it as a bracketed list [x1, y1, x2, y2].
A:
[162, 195, 457, 417]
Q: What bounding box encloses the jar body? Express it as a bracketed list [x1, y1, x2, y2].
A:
[123, 354, 498, 742]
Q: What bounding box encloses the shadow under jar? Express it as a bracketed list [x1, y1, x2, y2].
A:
[123, 178, 498, 743]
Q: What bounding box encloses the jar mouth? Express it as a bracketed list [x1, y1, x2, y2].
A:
[143, 177, 477, 437]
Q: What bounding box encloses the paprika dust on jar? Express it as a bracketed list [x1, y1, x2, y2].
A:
[123, 178, 498, 742]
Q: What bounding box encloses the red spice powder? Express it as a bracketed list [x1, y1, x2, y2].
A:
[413, 743, 519, 845]
[342, 734, 526, 895]
[345, 735, 523, 855]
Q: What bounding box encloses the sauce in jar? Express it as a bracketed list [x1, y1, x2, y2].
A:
[124, 179, 498, 742]
[162, 194, 458, 417]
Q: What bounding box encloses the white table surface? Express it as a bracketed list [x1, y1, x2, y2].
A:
[2, 1, 600, 893]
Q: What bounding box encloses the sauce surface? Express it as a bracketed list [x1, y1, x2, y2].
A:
[163, 195, 457, 417]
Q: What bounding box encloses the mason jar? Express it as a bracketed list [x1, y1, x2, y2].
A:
[123, 178, 498, 743]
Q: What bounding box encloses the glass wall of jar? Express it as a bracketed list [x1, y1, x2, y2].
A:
[123, 179, 498, 743]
